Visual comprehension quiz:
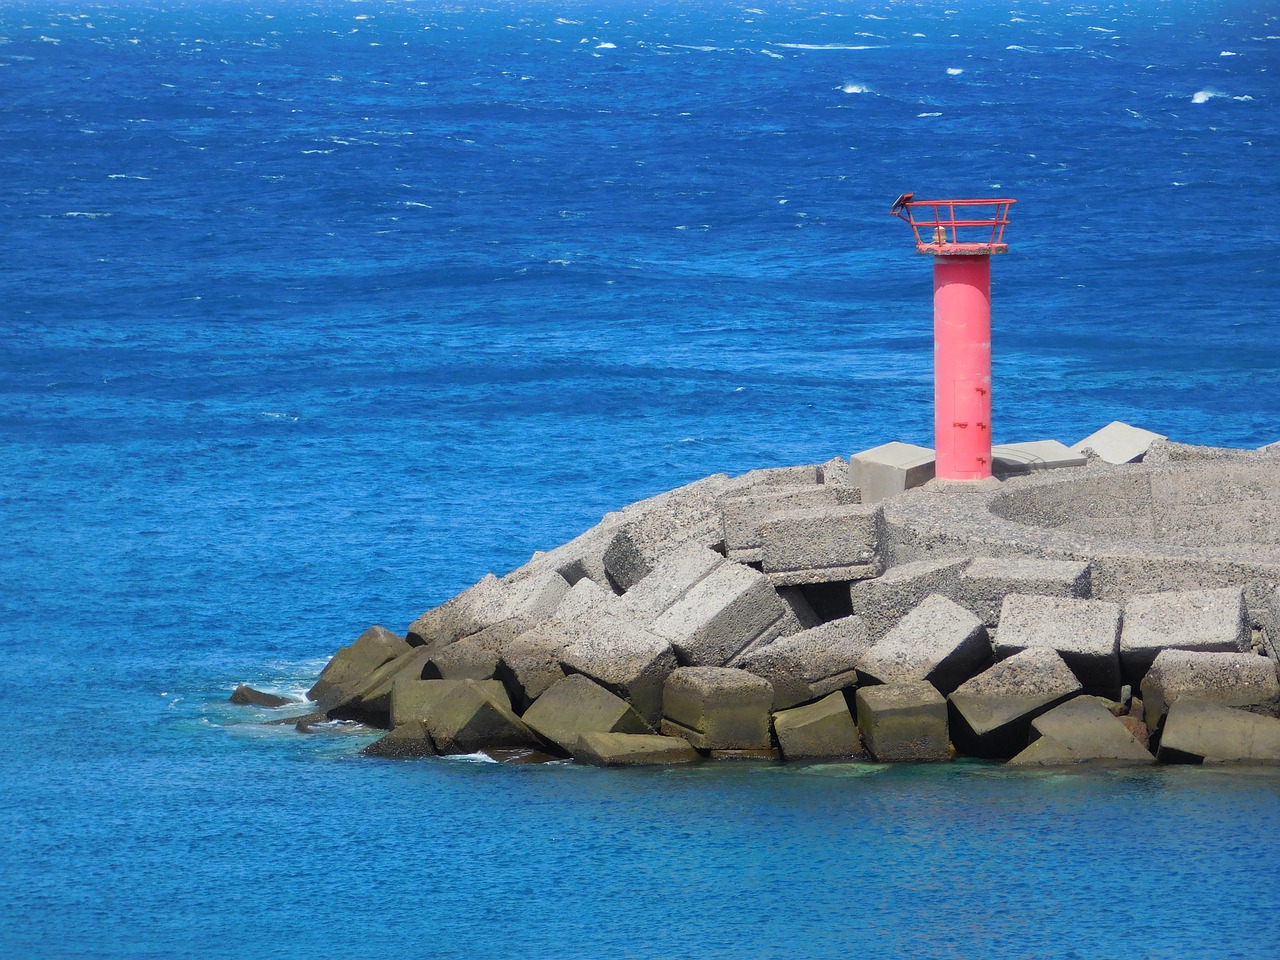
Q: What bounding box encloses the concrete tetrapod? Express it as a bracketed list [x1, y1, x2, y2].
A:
[521, 674, 653, 754]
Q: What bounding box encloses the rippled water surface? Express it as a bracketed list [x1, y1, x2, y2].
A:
[2, 1, 1278, 956]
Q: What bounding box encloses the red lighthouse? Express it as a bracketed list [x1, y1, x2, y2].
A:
[891, 195, 1016, 481]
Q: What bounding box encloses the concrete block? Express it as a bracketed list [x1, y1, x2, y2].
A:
[1158, 700, 1280, 764]
[659, 667, 773, 750]
[850, 441, 936, 505]
[991, 440, 1087, 477]
[819, 456, 852, 486]
[572, 732, 701, 766]
[558, 611, 677, 726]
[855, 594, 990, 695]
[721, 485, 859, 563]
[521, 674, 653, 754]
[1070, 420, 1166, 465]
[617, 541, 724, 622]
[405, 570, 570, 648]
[526, 515, 622, 589]
[849, 555, 971, 639]
[1263, 584, 1280, 663]
[994, 595, 1123, 698]
[602, 475, 730, 591]
[1006, 696, 1154, 767]
[390, 677, 511, 729]
[1120, 587, 1250, 684]
[958, 556, 1092, 626]
[708, 749, 782, 762]
[309, 625, 413, 705]
[421, 680, 538, 755]
[948, 648, 1082, 758]
[776, 585, 822, 631]
[734, 615, 872, 710]
[424, 639, 500, 681]
[772, 692, 866, 760]
[650, 560, 795, 667]
[331, 646, 435, 722]
[1140, 650, 1280, 728]
[362, 720, 438, 759]
[726, 464, 822, 490]
[855, 682, 951, 762]
[759, 503, 883, 586]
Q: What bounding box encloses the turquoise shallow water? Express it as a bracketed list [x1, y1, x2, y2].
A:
[2, 0, 1279, 956]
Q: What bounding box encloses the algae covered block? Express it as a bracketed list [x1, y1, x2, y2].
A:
[855, 682, 951, 762]
[572, 732, 701, 767]
[660, 667, 773, 750]
[772, 692, 866, 760]
[521, 674, 652, 754]
[423, 680, 538, 755]
[1157, 700, 1280, 764]
[309, 625, 413, 705]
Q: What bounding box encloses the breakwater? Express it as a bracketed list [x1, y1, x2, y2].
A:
[271, 426, 1280, 767]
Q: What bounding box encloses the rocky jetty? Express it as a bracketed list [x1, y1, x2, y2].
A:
[274, 423, 1280, 768]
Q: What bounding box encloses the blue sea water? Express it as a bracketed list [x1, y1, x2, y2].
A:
[2, 0, 1279, 956]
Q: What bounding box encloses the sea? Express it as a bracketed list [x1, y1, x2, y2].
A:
[2, 0, 1278, 957]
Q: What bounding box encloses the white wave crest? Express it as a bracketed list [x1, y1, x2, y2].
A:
[776, 43, 882, 51]
[760, 49, 783, 58]
[918, 112, 942, 117]
[596, 42, 616, 49]
[840, 82, 870, 93]
[946, 67, 963, 75]
[1220, 50, 1238, 56]
[1191, 89, 1218, 103]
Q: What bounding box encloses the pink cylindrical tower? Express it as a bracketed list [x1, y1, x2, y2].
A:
[891, 196, 1015, 481]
